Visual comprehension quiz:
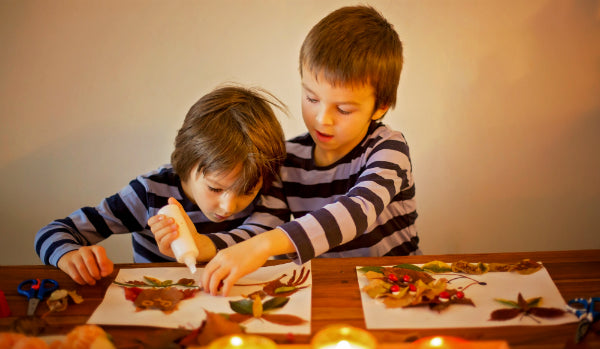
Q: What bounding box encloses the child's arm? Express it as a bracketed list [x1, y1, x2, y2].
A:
[56, 246, 114, 285]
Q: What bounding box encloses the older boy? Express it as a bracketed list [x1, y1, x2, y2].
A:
[201, 5, 420, 296]
[35, 85, 287, 285]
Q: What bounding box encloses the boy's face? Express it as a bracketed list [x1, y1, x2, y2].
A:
[301, 68, 389, 166]
[181, 164, 262, 223]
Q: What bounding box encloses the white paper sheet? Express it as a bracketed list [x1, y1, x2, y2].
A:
[88, 262, 311, 334]
[356, 263, 578, 329]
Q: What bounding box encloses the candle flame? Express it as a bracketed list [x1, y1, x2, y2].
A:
[229, 336, 243, 346]
[429, 337, 443, 347]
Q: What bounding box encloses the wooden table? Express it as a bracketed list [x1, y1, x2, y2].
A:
[1, 250, 599, 348]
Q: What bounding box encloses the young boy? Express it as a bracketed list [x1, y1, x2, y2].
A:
[200, 5, 420, 296]
[35, 85, 287, 285]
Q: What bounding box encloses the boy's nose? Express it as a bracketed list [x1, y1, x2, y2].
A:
[316, 108, 334, 125]
[219, 194, 236, 215]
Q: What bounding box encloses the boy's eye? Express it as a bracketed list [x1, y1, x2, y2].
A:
[208, 186, 222, 193]
[337, 107, 352, 115]
[306, 96, 318, 104]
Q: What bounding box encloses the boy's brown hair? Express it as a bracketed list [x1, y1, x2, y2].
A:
[299, 5, 403, 112]
[171, 85, 286, 194]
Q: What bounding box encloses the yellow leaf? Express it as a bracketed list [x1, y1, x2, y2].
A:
[422, 260, 452, 273]
[252, 295, 263, 318]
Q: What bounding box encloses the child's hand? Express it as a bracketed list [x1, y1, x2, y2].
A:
[149, 197, 217, 261]
[148, 212, 178, 257]
[202, 239, 271, 297]
[57, 246, 114, 285]
[201, 228, 294, 296]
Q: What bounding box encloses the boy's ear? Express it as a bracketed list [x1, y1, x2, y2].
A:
[372, 105, 390, 120]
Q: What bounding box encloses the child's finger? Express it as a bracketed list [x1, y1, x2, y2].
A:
[90, 246, 114, 277]
[168, 197, 183, 209]
[78, 247, 102, 281]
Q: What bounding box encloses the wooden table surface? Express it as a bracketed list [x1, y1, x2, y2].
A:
[1, 250, 599, 348]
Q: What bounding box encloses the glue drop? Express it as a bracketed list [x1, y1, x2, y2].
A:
[157, 204, 199, 274]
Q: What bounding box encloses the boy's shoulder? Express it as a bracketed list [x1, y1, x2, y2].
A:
[365, 121, 408, 144]
[136, 164, 180, 187]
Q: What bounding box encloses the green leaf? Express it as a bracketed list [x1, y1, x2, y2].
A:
[393, 264, 424, 271]
[144, 276, 163, 286]
[274, 286, 297, 294]
[161, 280, 173, 287]
[494, 298, 520, 308]
[229, 299, 254, 315]
[263, 297, 290, 311]
[527, 297, 542, 308]
[422, 265, 452, 273]
[358, 266, 384, 274]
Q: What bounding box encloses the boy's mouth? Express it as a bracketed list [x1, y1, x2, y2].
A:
[214, 213, 230, 221]
[315, 130, 334, 143]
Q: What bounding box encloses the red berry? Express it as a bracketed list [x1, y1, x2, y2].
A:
[390, 285, 400, 293]
[455, 291, 465, 299]
[439, 291, 450, 299]
[388, 274, 398, 282]
[409, 284, 417, 292]
[285, 333, 295, 343]
[403, 274, 411, 282]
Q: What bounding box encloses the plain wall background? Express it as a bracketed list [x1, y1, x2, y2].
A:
[1, 0, 599, 266]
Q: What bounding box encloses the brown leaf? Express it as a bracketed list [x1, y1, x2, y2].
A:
[192, 311, 245, 345]
[529, 307, 565, 318]
[133, 287, 184, 313]
[261, 313, 307, 326]
[517, 293, 529, 311]
[227, 313, 254, 324]
[490, 308, 522, 321]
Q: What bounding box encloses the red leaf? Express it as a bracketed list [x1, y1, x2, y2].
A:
[490, 308, 522, 321]
[261, 313, 307, 326]
[124, 287, 142, 301]
[529, 307, 565, 318]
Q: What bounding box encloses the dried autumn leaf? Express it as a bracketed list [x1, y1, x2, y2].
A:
[124, 287, 142, 302]
[490, 293, 566, 322]
[511, 259, 543, 275]
[67, 290, 84, 304]
[46, 289, 69, 313]
[364, 270, 385, 279]
[226, 312, 254, 324]
[252, 295, 263, 318]
[229, 299, 254, 315]
[176, 278, 195, 287]
[191, 311, 245, 346]
[133, 287, 184, 313]
[422, 260, 452, 273]
[358, 266, 385, 273]
[528, 307, 565, 318]
[143, 276, 164, 286]
[386, 268, 435, 284]
[393, 263, 424, 271]
[452, 261, 489, 274]
[261, 313, 307, 326]
[490, 308, 522, 321]
[262, 297, 290, 311]
[362, 278, 391, 299]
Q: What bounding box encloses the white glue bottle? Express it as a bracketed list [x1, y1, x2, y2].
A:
[157, 204, 199, 274]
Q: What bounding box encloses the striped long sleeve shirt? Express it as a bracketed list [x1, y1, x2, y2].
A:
[208, 121, 420, 264]
[34, 165, 277, 267]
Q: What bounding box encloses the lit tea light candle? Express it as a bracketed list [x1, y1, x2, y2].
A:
[208, 334, 276, 349]
[411, 336, 467, 349]
[312, 324, 377, 349]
